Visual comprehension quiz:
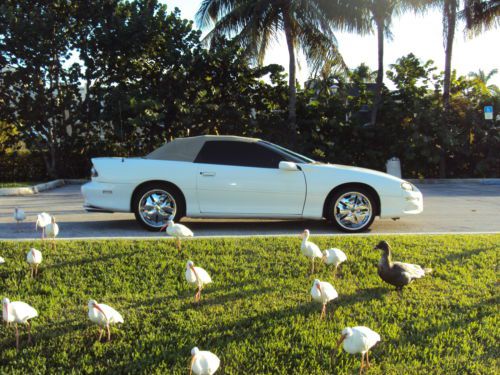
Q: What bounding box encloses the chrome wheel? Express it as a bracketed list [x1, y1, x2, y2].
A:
[334, 191, 372, 231]
[138, 189, 176, 228]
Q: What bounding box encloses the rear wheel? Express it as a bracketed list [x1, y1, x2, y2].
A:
[133, 183, 184, 231]
[328, 187, 377, 233]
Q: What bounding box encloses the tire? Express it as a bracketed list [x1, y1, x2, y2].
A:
[327, 187, 377, 233]
[132, 182, 185, 231]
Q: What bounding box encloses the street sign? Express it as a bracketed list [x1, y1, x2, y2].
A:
[484, 105, 493, 120]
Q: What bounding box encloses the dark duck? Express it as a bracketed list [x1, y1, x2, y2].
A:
[375, 241, 432, 293]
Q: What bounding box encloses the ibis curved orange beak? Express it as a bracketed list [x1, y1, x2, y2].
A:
[160, 224, 168, 232]
[93, 302, 108, 321]
[336, 334, 347, 349]
[189, 355, 196, 375]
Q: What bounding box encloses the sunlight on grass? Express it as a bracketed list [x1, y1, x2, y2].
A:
[0, 235, 498, 374]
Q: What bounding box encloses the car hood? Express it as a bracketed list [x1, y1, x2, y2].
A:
[305, 163, 404, 183]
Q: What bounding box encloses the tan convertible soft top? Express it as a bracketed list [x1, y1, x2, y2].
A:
[144, 135, 260, 161]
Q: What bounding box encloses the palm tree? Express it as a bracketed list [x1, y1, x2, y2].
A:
[362, 0, 427, 126]
[442, 0, 459, 110]
[196, 0, 368, 144]
[468, 68, 500, 96]
[461, 0, 500, 37]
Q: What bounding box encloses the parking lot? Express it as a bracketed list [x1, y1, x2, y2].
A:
[0, 182, 499, 239]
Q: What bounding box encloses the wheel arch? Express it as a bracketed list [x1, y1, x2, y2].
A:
[131, 180, 187, 217]
[322, 182, 381, 219]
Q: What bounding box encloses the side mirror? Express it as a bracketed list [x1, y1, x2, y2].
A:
[279, 161, 299, 171]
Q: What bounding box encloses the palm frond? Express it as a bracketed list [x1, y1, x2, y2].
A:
[460, 0, 500, 37]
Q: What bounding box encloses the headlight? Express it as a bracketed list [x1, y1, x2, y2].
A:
[401, 181, 413, 191]
[91, 166, 98, 178]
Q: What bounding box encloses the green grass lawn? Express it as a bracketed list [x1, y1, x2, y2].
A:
[0, 182, 44, 188]
[0, 235, 498, 374]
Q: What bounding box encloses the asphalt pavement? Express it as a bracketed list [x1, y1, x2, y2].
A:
[0, 183, 499, 239]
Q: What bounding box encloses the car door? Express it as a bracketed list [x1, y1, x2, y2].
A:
[195, 140, 306, 215]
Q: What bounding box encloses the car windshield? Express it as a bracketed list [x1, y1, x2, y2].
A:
[260, 141, 316, 164]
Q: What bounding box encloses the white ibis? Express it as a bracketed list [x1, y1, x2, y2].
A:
[87, 299, 124, 342]
[375, 241, 432, 294]
[185, 261, 212, 302]
[45, 216, 59, 250]
[322, 248, 347, 277]
[190, 347, 220, 375]
[310, 279, 338, 319]
[300, 229, 322, 273]
[161, 216, 193, 251]
[337, 326, 381, 374]
[36, 212, 52, 239]
[14, 207, 26, 228]
[2, 297, 38, 350]
[26, 248, 42, 278]
[0, 256, 5, 264]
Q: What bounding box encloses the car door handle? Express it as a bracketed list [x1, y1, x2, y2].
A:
[200, 172, 216, 176]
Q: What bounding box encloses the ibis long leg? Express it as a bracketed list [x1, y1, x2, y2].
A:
[27, 321, 32, 344]
[366, 350, 371, 367]
[321, 304, 326, 319]
[15, 324, 19, 350]
[107, 324, 111, 341]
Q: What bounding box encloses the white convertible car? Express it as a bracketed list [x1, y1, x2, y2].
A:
[82, 135, 423, 232]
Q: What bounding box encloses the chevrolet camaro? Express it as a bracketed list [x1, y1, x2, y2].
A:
[82, 135, 423, 232]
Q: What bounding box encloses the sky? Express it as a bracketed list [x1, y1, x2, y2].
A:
[165, 0, 500, 87]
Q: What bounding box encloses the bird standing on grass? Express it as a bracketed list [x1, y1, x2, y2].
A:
[322, 248, 347, 277]
[2, 297, 38, 350]
[36, 212, 52, 239]
[190, 347, 220, 375]
[375, 241, 432, 294]
[45, 216, 59, 250]
[161, 216, 193, 251]
[300, 229, 323, 274]
[336, 326, 381, 374]
[87, 299, 124, 342]
[310, 279, 338, 319]
[185, 261, 212, 302]
[13, 207, 26, 228]
[26, 248, 42, 278]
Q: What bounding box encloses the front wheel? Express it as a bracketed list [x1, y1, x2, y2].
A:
[327, 188, 377, 233]
[132, 183, 184, 231]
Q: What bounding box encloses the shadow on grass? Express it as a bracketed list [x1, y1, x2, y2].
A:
[439, 246, 496, 263]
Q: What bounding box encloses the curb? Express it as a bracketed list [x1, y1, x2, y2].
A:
[408, 178, 500, 185]
[0, 179, 89, 196]
[1, 231, 499, 241]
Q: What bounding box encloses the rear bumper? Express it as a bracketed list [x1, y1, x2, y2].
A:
[81, 181, 134, 212]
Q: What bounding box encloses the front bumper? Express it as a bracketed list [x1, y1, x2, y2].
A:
[379, 187, 423, 218]
[402, 188, 424, 214]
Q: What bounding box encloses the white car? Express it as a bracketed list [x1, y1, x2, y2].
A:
[82, 135, 423, 232]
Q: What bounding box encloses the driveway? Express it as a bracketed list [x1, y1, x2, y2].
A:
[0, 183, 499, 239]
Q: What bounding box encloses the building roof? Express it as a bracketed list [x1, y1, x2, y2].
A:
[144, 135, 260, 161]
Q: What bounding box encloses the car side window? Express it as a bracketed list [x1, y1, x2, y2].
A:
[194, 141, 283, 168]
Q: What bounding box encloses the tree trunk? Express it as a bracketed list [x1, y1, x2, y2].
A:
[371, 16, 385, 126]
[443, 0, 456, 110]
[282, 6, 297, 146]
[441, 0, 457, 178]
